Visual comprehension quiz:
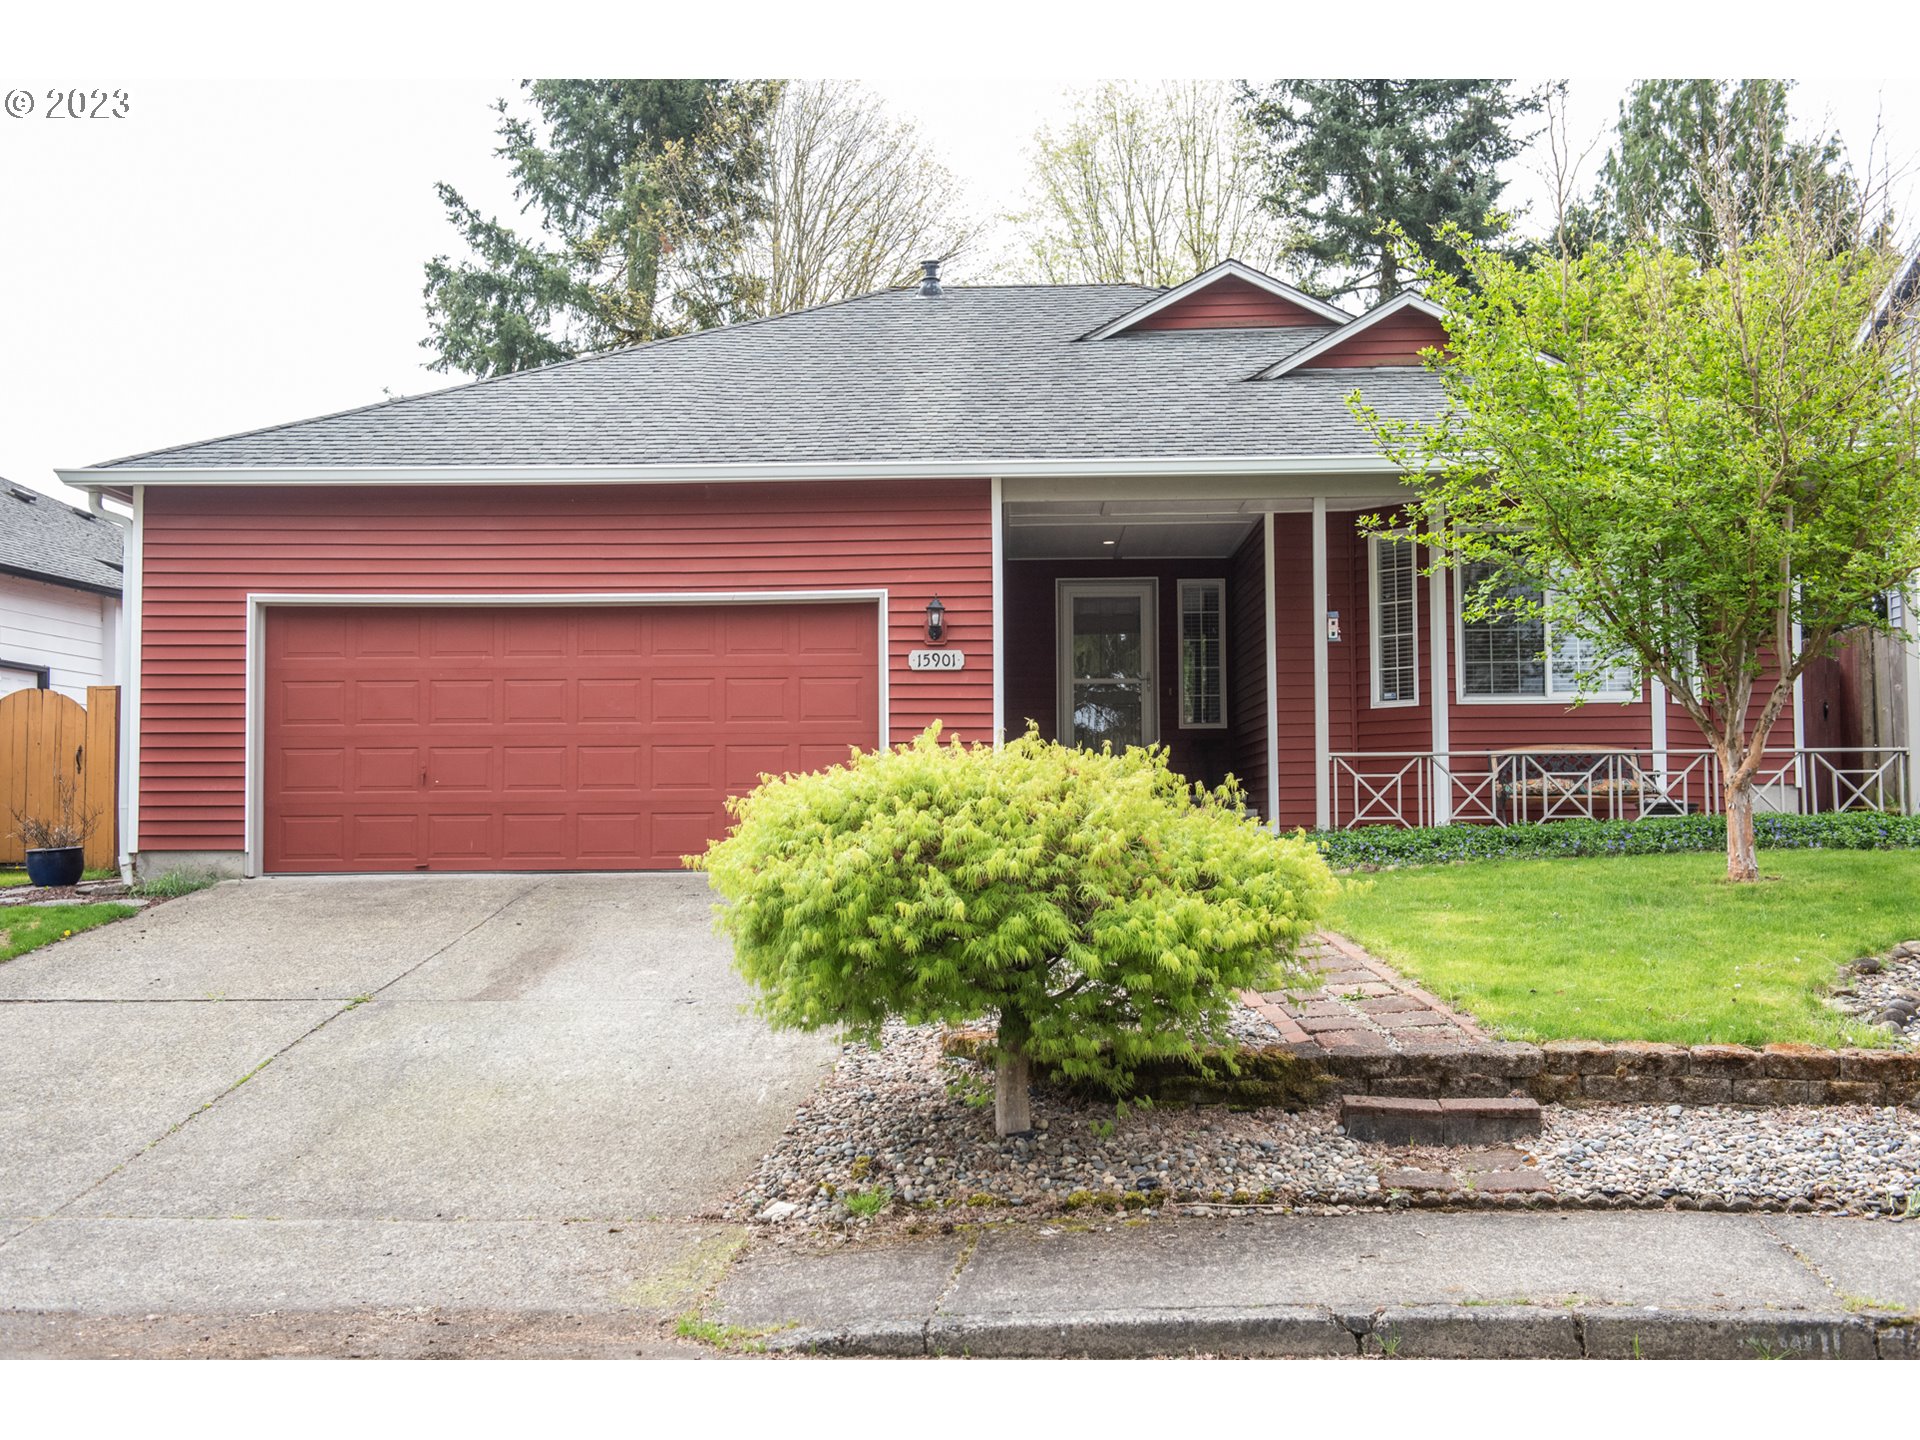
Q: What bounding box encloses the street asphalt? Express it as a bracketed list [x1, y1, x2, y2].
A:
[0, 873, 837, 1357]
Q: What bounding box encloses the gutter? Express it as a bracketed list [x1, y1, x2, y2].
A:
[57, 454, 1415, 494]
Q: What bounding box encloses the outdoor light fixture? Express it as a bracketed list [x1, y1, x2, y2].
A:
[924, 594, 947, 643]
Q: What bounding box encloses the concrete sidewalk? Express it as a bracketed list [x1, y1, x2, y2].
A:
[711, 1211, 1920, 1358]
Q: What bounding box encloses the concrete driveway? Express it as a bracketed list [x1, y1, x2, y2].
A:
[0, 874, 835, 1356]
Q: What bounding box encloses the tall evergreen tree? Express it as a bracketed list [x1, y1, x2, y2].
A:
[1590, 80, 1858, 263]
[1236, 79, 1544, 306]
[422, 79, 780, 377]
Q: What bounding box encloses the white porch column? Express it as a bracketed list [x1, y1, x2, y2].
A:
[990, 476, 1005, 747]
[1650, 677, 1669, 782]
[1427, 520, 1451, 825]
[1312, 496, 1330, 829]
[1263, 512, 1280, 832]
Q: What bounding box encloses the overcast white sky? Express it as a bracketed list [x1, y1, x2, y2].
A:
[4, 63, 1917, 509]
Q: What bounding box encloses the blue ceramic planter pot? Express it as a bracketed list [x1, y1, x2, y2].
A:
[24, 846, 85, 888]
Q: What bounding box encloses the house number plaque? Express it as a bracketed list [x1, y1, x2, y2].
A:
[907, 649, 966, 671]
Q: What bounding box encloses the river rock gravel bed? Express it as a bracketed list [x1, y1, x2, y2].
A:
[729, 1022, 1920, 1229]
[1829, 943, 1920, 1045]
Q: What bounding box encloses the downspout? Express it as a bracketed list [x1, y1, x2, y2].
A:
[87, 489, 137, 884]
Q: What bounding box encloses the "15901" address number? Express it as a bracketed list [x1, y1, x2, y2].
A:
[906, 648, 966, 671]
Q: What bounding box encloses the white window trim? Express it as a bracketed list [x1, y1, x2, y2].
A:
[1452, 568, 1639, 704]
[1175, 577, 1229, 730]
[1367, 533, 1419, 709]
[1056, 578, 1159, 747]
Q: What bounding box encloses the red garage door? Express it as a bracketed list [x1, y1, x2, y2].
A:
[262, 602, 881, 872]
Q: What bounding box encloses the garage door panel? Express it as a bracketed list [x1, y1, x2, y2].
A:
[356, 611, 423, 657]
[502, 747, 567, 791]
[651, 677, 717, 723]
[503, 678, 568, 723]
[579, 746, 642, 790]
[428, 680, 493, 724]
[264, 603, 878, 872]
[503, 611, 569, 656]
[280, 748, 345, 794]
[426, 608, 494, 657]
[354, 747, 421, 792]
[427, 747, 491, 791]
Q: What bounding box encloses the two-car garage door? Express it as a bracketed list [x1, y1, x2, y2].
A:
[262, 602, 881, 873]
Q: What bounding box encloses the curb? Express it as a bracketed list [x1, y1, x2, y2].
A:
[763, 1304, 1920, 1359]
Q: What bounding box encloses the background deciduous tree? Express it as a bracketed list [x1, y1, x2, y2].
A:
[1006, 81, 1293, 286]
[748, 79, 981, 316]
[1236, 79, 1545, 306]
[422, 79, 781, 377]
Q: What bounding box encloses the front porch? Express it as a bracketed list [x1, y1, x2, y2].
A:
[995, 479, 1919, 830]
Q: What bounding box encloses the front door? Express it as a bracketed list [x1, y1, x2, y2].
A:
[1057, 580, 1158, 750]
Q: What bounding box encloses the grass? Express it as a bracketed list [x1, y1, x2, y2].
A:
[131, 868, 223, 899]
[1328, 849, 1920, 1047]
[0, 902, 139, 964]
[0, 865, 116, 889]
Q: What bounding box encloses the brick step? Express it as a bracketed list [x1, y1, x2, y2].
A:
[1340, 1095, 1542, 1146]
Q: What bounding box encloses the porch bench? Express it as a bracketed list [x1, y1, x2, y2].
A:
[1490, 747, 1645, 817]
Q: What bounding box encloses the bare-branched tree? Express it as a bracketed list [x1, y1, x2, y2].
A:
[1007, 81, 1294, 287]
[746, 80, 982, 316]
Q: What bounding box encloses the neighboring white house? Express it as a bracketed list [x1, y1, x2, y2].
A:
[0, 481, 125, 701]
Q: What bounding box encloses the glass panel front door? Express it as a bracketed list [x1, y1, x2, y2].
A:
[1059, 582, 1157, 749]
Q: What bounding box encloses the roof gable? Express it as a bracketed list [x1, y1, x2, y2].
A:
[1084, 260, 1349, 339]
[1255, 293, 1450, 378]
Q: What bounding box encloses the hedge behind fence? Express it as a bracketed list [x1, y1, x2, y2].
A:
[1308, 811, 1920, 870]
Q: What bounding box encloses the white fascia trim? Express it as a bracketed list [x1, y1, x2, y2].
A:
[59, 454, 1409, 490]
[1083, 259, 1353, 339]
[1254, 292, 1450, 380]
[241, 588, 891, 879]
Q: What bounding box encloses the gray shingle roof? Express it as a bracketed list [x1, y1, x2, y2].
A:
[0, 483, 123, 595]
[94, 284, 1446, 472]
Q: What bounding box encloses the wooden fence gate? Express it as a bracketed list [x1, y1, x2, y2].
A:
[0, 686, 120, 871]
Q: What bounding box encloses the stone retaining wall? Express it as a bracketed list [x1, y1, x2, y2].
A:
[939, 1030, 1920, 1109]
[1313, 1039, 1920, 1108]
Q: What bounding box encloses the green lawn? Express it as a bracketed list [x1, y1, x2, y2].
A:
[0, 903, 139, 964]
[0, 866, 119, 889]
[1328, 850, 1920, 1048]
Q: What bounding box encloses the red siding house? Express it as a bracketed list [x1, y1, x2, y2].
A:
[58, 259, 1913, 877]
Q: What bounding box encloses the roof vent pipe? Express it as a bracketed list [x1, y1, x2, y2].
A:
[917, 259, 942, 297]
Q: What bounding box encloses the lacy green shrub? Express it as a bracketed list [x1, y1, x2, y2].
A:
[692, 726, 1335, 1136]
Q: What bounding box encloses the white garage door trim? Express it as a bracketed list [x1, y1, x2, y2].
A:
[243, 589, 891, 878]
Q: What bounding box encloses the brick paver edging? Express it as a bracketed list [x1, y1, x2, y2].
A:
[1312, 1037, 1920, 1108]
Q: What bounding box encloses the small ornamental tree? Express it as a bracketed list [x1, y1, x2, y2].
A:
[1355, 215, 1920, 883]
[692, 727, 1335, 1137]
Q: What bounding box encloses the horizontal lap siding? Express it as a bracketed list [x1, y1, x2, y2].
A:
[1226, 527, 1269, 812]
[1300, 309, 1450, 367]
[140, 481, 993, 852]
[1131, 275, 1326, 330]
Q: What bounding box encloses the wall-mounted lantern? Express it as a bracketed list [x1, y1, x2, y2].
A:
[924, 594, 947, 644]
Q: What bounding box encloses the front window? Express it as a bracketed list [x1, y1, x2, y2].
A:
[1369, 536, 1418, 706]
[1177, 579, 1226, 728]
[1458, 561, 1636, 700]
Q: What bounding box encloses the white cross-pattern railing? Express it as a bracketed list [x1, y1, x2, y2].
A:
[1327, 748, 1910, 829]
